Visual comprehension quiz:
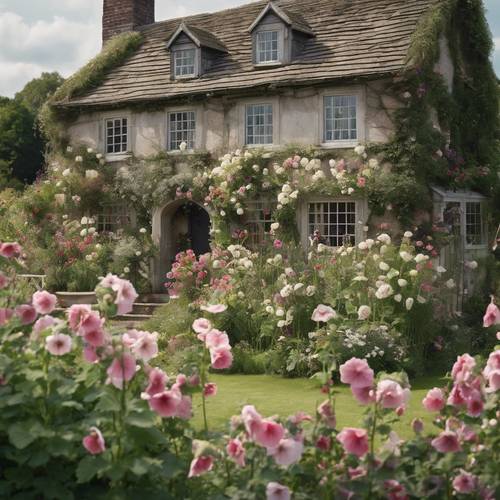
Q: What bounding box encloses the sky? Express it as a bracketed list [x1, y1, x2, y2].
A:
[0, 0, 498, 98]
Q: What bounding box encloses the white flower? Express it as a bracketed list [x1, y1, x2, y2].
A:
[139, 228, 147, 234]
[87, 148, 94, 154]
[399, 251, 413, 262]
[405, 298, 414, 310]
[394, 294, 402, 303]
[368, 158, 379, 169]
[62, 168, 71, 177]
[66, 146, 73, 153]
[329, 159, 336, 168]
[358, 241, 368, 250]
[317, 243, 327, 253]
[300, 157, 309, 167]
[379, 262, 390, 271]
[88, 227, 96, 235]
[403, 91, 412, 99]
[280, 285, 293, 298]
[270, 222, 280, 232]
[75, 156, 83, 162]
[305, 285, 316, 297]
[357, 305, 371, 320]
[445, 279, 455, 289]
[80, 216, 89, 225]
[220, 210, 226, 217]
[377, 233, 391, 245]
[417, 296, 426, 304]
[409, 269, 418, 277]
[465, 260, 478, 270]
[179, 141, 187, 151]
[80, 229, 88, 237]
[397, 279, 408, 287]
[96, 153, 103, 160]
[375, 283, 394, 299]
[293, 283, 304, 291]
[124, 267, 130, 273]
[252, 164, 260, 172]
[354, 145, 366, 156]
[85, 254, 93, 262]
[276, 308, 285, 317]
[236, 208, 244, 216]
[135, 251, 142, 257]
[403, 231, 413, 238]
[85, 170, 99, 179]
[265, 306, 274, 314]
[414, 254, 429, 264]
[263, 168, 269, 175]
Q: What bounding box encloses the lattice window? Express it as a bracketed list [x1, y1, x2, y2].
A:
[465, 202, 484, 246]
[324, 95, 357, 142]
[106, 118, 128, 154]
[244, 200, 275, 248]
[246, 104, 273, 145]
[97, 204, 131, 233]
[256, 30, 279, 63]
[168, 111, 196, 151]
[308, 201, 357, 247]
[173, 48, 196, 77]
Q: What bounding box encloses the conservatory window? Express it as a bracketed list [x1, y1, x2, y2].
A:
[106, 118, 128, 154]
[256, 30, 280, 63]
[465, 202, 484, 246]
[97, 204, 131, 233]
[168, 111, 196, 151]
[324, 95, 358, 142]
[308, 201, 357, 247]
[246, 104, 273, 145]
[244, 200, 275, 248]
[173, 48, 196, 77]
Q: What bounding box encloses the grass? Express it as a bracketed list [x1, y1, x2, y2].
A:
[192, 374, 445, 439]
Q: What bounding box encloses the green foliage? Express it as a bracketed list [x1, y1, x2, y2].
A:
[15, 72, 64, 115]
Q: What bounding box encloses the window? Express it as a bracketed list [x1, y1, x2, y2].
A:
[465, 202, 484, 246]
[244, 200, 275, 248]
[168, 111, 196, 151]
[106, 118, 128, 154]
[97, 204, 131, 233]
[324, 95, 357, 142]
[308, 201, 357, 247]
[246, 104, 273, 145]
[256, 30, 279, 63]
[173, 48, 196, 77]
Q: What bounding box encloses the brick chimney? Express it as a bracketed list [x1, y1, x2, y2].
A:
[102, 0, 155, 45]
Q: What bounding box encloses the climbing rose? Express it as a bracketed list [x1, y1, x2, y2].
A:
[99, 274, 138, 315]
[15, 304, 37, 325]
[188, 456, 213, 478]
[452, 470, 477, 494]
[32, 291, 57, 315]
[483, 302, 500, 327]
[357, 305, 371, 320]
[268, 438, 304, 466]
[226, 438, 246, 467]
[311, 304, 336, 322]
[431, 431, 461, 453]
[210, 347, 233, 369]
[339, 358, 374, 388]
[148, 390, 181, 417]
[376, 380, 410, 409]
[375, 283, 394, 299]
[422, 388, 446, 412]
[106, 353, 137, 389]
[266, 482, 291, 500]
[337, 427, 369, 457]
[254, 420, 285, 448]
[83, 427, 105, 455]
[45, 333, 72, 356]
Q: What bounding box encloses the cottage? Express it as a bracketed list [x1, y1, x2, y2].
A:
[50, 0, 497, 294]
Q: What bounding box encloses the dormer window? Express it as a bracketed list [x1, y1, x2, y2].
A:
[173, 48, 196, 78]
[256, 30, 280, 64]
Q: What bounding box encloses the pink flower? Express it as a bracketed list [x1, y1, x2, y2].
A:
[226, 438, 245, 467]
[67, 304, 92, 332]
[485, 369, 500, 392]
[466, 390, 484, 417]
[45, 333, 72, 356]
[131, 331, 158, 361]
[241, 405, 263, 438]
[82, 427, 105, 455]
[0, 272, 9, 289]
[99, 274, 138, 315]
[317, 400, 336, 428]
[351, 385, 375, 405]
[0, 242, 22, 259]
[200, 303, 227, 314]
[32, 315, 57, 339]
[311, 304, 336, 322]
[337, 427, 369, 457]
[210, 347, 233, 370]
[422, 387, 446, 412]
[0, 308, 13, 326]
[384, 479, 408, 500]
[203, 382, 217, 397]
[32, 291, 57, 315]
[145, 367, 168, 396]
[451, 354, 476, 383]
[254, 420, 285, 448]
[376, 380, 410, 409]
[484, 350, 500, 392]
[412, 418, 424, 434]
[452, 470, 477, 494]
[83, 327, 106, 347]
[15, 304, 37, 325]
[266, 482, 291, 500]
[192, 318, 212, 334]
[188, 456, 213, 478]
[316, 435, 331, 451]
[268, 438, 303, 466]
[106, 354, 137, 389]
[357, 177, 366, 188]
[339, 358, 374, 388]
[149, 390, 181, 417]
[175, 395, 192, 420]
[483, 302, 500, 327]
[273, 239, 283, 249]
[205, 330, 230, 350]
[447, 384, 466, 406]
[83, 345, 99, 363]
[431, 431, 461, 453]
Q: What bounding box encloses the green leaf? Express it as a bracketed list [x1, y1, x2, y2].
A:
[95, 389, 121, 413]
[8, 422, 36, 449]
[76, 455, 107, 483]
[126, 411, 157, 428]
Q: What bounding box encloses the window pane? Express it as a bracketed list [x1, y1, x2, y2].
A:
[96, 204, 131, 233]
[174, 49, 196, 77]
[246, 104, 273, 145]
[324, 95, 358, 142]
[168, 111, 196, 150]
[244, 200, 276, 249]
[256, 31, 279, 63]
[106, 118, 128, 154]
[465, 202, 483, 245]
[308, 201, 357, 247]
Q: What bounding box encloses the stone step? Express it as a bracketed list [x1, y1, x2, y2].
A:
[132, 302, 164, 316]
[137, 294, 170, 304]
[115, 313, 152, 322]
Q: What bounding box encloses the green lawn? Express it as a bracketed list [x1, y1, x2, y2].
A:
[192, 374, 444, 439]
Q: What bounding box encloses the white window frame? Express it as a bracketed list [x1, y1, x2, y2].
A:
[96, 203, 133, 234]
[253, 23, 285, 66]
[101, 113, 132, 160]
[319, 87, 366, 149]
[239, 97, 280, 149]
[245, 103, 274, 146]
[172, 46, 198, 79]
[167, 110, 197, 151]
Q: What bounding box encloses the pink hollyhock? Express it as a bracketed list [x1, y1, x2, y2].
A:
[15, 304, 37, 325]
[32, 315, 57, 339]
[106, 354, 137, 389]
[483, 302, 500, 328]
[466, 390, 484, 417]
[431, 431, 461, 453]
[288, 411, 312, 425]
[268, 438, 304, 466]
[0, 272, 9, 289]
[349, 466, 367, 479]
[384, 479, 408, 500]
[412, 418, 424, 434]
[99, 274, 138, 315]
[203, 382, 217, 397]
[266, 482, 291, 500]
[226, 438, 246, 467]
[82, 427, 105, 455]
[0, 242, 22, 259]
[241, 405, 263, 438]
[0, 308, 13, 326]
[83, 327, 106, 347]
[32, 291, 57, 315]
[148, 390, 181, 417]
[205, 330, 230, 350]
[484, 350, 500, 392]
[422, 387, 446, 412]
[79, 311, 103, 337]
[122, 329, 142, 347]
[131, 331, 158, 361]
[452, 470, 477, 494]
[337, 428, 369, 457]
[447, 384, 466, 406]
[83, 345, 99, 364]
[339, 358, 374, 388]
[200, 303, 227, 314]
[210, 347, 233, 370]
[316, 435, 331, 451]
[45, 333, 72, 356]
[175, 395, 193, 420]
[351, 385, 375, 405]
[67, 304, 92, 332]
[254, 420, 285, 448]
[317, 400, 336, 428]
[188, 456, 213, 478]
[485, 369, 500, 392]
[192, 318, 212, 334]
[311, 304, 336, 322]
[145, 367, 168, 396]
[451, 354, 476, 383]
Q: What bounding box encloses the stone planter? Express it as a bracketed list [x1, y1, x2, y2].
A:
[56, 291, 97, 308]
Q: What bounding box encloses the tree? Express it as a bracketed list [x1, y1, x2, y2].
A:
[15, 72, 64, 115]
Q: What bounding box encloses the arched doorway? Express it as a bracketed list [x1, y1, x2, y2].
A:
[152, 200, 211, 291]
